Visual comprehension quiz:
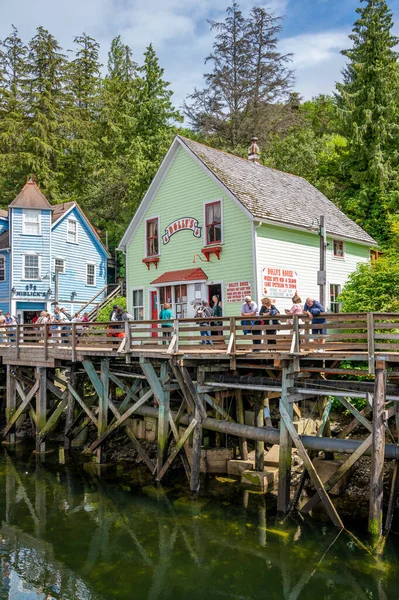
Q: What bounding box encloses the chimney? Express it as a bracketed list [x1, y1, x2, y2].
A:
[248, 137, 260, 164]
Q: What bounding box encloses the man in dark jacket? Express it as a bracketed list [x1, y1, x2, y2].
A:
[304, 298, 326, 350]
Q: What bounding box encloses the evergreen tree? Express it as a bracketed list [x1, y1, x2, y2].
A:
[0, 26, 31, 203]
[336, 0, 399, 243]
[184, 2, 293, 148]
[25, 26, 69, 198]
[62, 33, 101, 200]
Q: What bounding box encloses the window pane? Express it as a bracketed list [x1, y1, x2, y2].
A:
[206, 205, 213, 224]
[86, 264, 95, 285]
[214, 202, 221, 221]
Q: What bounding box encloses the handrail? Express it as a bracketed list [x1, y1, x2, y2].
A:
[3, 313, 399, 361]
[76, 285, 108, 315]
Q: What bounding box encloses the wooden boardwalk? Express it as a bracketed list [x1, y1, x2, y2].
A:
[2, 312, 399, 541]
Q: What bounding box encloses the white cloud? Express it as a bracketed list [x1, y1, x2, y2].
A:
[280, 29, 350, 99]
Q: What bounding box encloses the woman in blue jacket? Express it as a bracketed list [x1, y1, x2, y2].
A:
[303, 298, 326, 350]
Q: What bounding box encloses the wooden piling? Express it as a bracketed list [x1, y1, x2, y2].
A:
[235, 389, 248, 460]
[97, 359, 109, 464]
[368, 361, 386, 537]
[277, 365, 293, 514]
[254, 392, 264, 472]
[157, 362, 170, 477]
[6, 366, 16, 444]
[35, 367, 47, 453]
[190, 368, 204, 493]
[64, 365, 76, 454]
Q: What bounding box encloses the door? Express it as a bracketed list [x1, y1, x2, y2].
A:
[150, 291, 158, 337]
[208, 283, 222, 308]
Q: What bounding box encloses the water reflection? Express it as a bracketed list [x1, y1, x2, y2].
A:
[0, 446, 397, 600]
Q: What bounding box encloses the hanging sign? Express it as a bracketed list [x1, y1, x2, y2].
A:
[262, 267, 297, 298]
[226, 281, 252, 303]
[162, 218, 201, 244]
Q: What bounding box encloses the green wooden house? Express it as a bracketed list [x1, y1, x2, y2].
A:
[118, 136, 376, 320]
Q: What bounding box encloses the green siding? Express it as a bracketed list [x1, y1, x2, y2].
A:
[126, 148, 254, 317]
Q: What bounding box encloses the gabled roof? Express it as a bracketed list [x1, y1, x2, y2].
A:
[9, 179, 52, 210]
[179, 136, 376, 246]
[151, 268, 207, 285]
[118, 136, 377, 249]
[51, 201, 110, 258]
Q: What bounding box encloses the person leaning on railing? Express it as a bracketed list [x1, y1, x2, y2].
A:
[303, 297, 326, 351]
[159, 302, 173, 344]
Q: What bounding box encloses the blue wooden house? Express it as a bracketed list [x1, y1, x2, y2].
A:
[0, 179, 109, 323]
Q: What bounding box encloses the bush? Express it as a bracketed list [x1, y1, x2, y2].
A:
[97, 296, 126, 322]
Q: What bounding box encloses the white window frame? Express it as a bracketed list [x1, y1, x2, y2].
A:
[330, 283, 341, 313]
[23, 253, 40, 280]
[144, 216, 160, 258]
[23, 210, 41, 236]
[332, 239, 345, 259]
[86, 263, 96, 286]
[0, 256, 5, 282]
[67, 218, 78, 244]
[203, 198, 223, 246]
[132, 287, 144, 321]
[54, 257, 66, 274]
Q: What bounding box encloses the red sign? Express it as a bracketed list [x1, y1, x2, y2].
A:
[226, 281, 251, 303]
[262, 267, 298, 298]
[162, 218, 201, 244]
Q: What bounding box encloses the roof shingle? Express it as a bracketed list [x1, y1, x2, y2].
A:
[179, 136, 376, 246]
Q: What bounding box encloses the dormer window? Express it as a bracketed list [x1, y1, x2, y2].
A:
[205, 201, 222, 245]
[67, 219, 78, 244]
[23, 210, 40, 235]
[146, 218, 159, 257]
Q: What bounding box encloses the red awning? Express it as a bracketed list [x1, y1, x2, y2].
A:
[151, 268, 208, 285]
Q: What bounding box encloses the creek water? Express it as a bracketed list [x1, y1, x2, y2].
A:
[0, 445, 397, 600]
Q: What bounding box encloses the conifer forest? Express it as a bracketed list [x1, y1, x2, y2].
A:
[1, 0, 398, 307]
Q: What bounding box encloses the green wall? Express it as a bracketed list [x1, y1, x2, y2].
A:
[126, 147, 254, 317]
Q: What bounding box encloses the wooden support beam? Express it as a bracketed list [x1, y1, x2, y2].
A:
[157, 362, 170, 477]
[384, 460, 399, 537]
[254, 392, 264, 472]
[6, 366, 16, 444]
[301, 434, 373, 514]
[89, 389, 154, 451]
[179, 365, 207, 420]
[278, 366, 293, 514]
[64, 366, 77, 453]
[168, 409, 191, 481]
[158, 418, 198, 480]
[190, 368, 204, 493]
[336, 396, 372, 433]
[169, 362, 195, 414]
[279, 402, 344, 529]
[96, 359, 110, 463]
[67, 383, 98, 427]
[82, 360, 103, 398]
[35, 367, 47, 453]
[338, 405, 372, 439]
[368, 362, 386, 537]
[235, 389, 248, 460]
[4, 378, 39, 436]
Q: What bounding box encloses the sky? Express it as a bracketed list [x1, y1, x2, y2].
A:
[2, 0, 399, 111]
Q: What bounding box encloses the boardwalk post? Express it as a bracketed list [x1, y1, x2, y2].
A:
[254, 391, 264, 472]
[157, 362, 170, 477]
[235, 389, 248, 460]
[278, 364, 293, 514]
[35, 367, 47, 453]
[64, 365, 76, 454]
[96, 359, 109, 464]
[368, 360, 386, 537]
[191, 368, 204, 493]
[6, 366, 16, 444]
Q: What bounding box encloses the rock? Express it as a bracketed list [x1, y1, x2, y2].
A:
[241, 468, 278, 490]
[312, 458, 354, 496]
[227, 459, 254, 476]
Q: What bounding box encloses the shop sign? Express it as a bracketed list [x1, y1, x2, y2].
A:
[226, 281, 251, 303]
[262, 267, 297, 298]
[162, 218, 201, 244]
[15, 284, 47, 298]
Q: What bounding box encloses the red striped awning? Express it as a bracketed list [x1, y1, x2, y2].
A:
[150, 268, 207, 285]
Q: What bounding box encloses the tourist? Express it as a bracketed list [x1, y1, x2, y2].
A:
[82, 312, 89, 323]
[72, 313, 83, 337]
[110, 304, 119, 321]
[211, 294, 223, 337]
[0, 311, 6, 344]
[241, 295, 258, 340]
[4, 313, 16, 343]
[304, 297, 326, 350]
[159, 302, 173, 344]
[259, 297, 280, 346]
[37, 310, 50, 343]
[195, 301, 213, 345]
[285, 294, 304, 333]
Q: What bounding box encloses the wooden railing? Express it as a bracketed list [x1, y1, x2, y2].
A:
[1, 313, 399, 360]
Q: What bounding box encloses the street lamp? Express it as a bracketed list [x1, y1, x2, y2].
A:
[309, 216, 328, 307]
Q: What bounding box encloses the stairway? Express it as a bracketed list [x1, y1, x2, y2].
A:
[86, 284, 122, 321]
